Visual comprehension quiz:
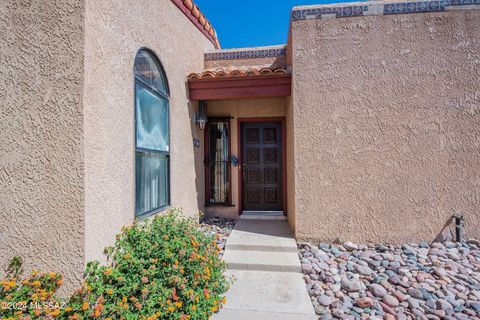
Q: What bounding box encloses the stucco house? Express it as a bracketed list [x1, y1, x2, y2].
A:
[1, 0, 479, 292]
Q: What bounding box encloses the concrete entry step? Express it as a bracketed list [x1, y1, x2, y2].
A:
[241, 211, 286, 220]
[211, 309, 318, 320]
[214, 219, 316, 319]
[225, 219, 297, 250]
[219, 270, 315, 315]
[223, 250, 301, 272]
[226, 243, 298, 252]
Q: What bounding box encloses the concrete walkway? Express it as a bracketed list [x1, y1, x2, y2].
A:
[212, 219, 316, 320]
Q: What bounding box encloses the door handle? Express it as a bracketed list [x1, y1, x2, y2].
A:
[242, 163, 246, 181]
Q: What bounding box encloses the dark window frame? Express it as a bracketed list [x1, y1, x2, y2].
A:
[134, 48, 171, 219]
[204, 117, 232, 206]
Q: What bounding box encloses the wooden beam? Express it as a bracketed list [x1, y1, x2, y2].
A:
[188, 75, 291, 100]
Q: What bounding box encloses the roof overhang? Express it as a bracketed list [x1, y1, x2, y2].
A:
[187, 75, 291, 100]
[171, 0, 220, 48]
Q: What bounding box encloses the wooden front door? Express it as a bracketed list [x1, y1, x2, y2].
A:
[241, 122, 283, 211]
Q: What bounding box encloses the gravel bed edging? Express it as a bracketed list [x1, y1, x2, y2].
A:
[200, 216, 236, 259]
[298, 239, 480, 320]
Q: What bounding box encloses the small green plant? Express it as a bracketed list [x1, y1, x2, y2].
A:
[1, 209, 231, 320]
[65, 208, 230, 319]
[0, 259, 64, 319]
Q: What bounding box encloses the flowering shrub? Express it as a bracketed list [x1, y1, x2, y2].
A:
[0, 257, 64, 319]
[1, 209, 231, 319]
[65, 209, 230, 319]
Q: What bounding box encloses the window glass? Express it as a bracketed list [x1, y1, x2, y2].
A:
[134, 49, 169, 217]
[135, 84, 169, 152]
[135, 151, 169, 214]
[134, 50, 168, 94]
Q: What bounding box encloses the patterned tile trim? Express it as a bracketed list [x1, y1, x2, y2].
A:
[291, 5, 369, 21]
[205, 47, 287, 61]
[291, 0, 479, 21]
[383, 1, 445, 14]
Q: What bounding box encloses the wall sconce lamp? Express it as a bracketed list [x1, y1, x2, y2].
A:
[195, 100, 208, 130]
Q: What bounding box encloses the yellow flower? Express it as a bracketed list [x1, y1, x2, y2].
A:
[103, 268, 113, 276]
[49, 272, 56, 278]
[32, 280, 41, 287]
[51, 309, 60, 316]
[175, 301, 183, 308]
[106, 288, 114, 295]
[65, 306, 73, 312]
[82, 301, 89, 311]
[191, 305, 197, 311]
[168, 305, 175, 313]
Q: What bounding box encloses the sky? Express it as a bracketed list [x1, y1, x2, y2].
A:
[195, 0, 356, 49]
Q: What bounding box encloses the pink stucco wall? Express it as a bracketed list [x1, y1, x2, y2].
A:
[0, 0, 85, 293]
[290, 8, 480, 243]
[84, 0, 214, 263]
[1, 0, 214, 293]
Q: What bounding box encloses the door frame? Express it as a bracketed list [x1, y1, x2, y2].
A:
[237, 117, 287, 216]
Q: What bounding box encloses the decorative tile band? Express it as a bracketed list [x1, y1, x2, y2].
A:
[383, 1, 444, 14]
[291, 0, 479, 21]
[291, 5, 369, 20]
[205, 47, 287, 61]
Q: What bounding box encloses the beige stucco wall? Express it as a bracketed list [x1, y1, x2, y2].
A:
[291, 9, 480, 243]
[286, 31, 297, 232]
[205, 98, 287, 218]
[84, 0, 214, 262]
[0, 0, 85, 293]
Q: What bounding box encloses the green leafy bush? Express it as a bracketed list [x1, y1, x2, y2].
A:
[0, 257, 64, 319]
[1, 209, 231, 320]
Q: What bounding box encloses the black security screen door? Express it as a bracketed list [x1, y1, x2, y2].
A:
[205, 119, 231, 205]
[241, 122, 283, 211]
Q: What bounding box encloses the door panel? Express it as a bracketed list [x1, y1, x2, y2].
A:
[242, 122, 282, 211]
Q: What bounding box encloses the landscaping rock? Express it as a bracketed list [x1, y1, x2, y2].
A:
[408, 288, 425, 300]
[297, 239, 480, 319]
[344, 241, 358, 251]
[356, 297, 374, 308]
[341, 279, 362, 292]
[369, 283, 387, 298]
[200, 217, 235, 258]
[318, 294, 332, 307]
[383, 294, 399, 308]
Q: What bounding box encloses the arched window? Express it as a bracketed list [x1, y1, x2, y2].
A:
[134, 49, 170, 217]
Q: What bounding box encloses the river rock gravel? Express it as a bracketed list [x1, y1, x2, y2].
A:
[200, 216, 235, 258]
[298, 240, 480, 320]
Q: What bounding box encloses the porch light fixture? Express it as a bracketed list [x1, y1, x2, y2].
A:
[195, 100, 208, 130]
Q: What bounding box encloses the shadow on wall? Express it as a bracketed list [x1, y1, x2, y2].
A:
[434, 216, 455, 242]
[433, 215, 472, 243]
[186, 96, 205, 215]
[271, 56, 287, 70]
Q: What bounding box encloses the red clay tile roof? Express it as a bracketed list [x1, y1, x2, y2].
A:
[187, 66, 289, 81]
[171, 0, 220, 48]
